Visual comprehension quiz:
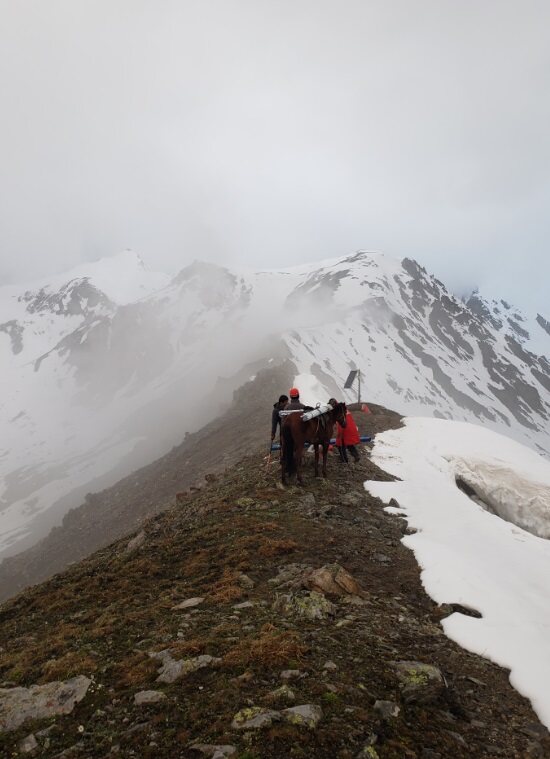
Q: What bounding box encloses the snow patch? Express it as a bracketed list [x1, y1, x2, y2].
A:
[365, 417, 550, 728]
[453, 457, 550, 539]
[292, 373, 331, 407]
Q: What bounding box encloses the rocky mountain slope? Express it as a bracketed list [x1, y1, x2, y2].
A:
[2, 249, 550, 565]
[0, 362, 296, 602]
[1, 405, 548, 758]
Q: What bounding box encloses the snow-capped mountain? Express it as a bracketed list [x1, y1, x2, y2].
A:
[2, 250, 550, 560]
[284, 254, 550, 446]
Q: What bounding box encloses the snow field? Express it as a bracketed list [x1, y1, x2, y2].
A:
[365, 417, 550, 728]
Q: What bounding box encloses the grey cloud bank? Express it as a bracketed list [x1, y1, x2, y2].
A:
[0, 0, 549, 312]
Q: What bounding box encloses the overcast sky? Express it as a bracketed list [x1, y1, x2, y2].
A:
[1, 1, 549, 311]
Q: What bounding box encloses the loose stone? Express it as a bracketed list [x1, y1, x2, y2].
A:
[172, 597, 204, 610]
[18, 734, 38, 754]
[281, 704, 322, 729]
[231, 707, 280, 730]
[373, 700, 400, 719]
[134, 690, 167, 705]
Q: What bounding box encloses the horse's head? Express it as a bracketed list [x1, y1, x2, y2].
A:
[333, 401, 347, 427]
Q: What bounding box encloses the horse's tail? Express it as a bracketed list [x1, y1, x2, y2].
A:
[282, 424, 295, 475]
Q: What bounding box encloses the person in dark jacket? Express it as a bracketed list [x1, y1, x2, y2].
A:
[285, 387, 307, 411]
[271, 394, 289, 441]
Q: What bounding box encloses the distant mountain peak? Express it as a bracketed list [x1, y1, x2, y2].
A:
[537, 313, 550, 337]
[21, 277, 114, 318]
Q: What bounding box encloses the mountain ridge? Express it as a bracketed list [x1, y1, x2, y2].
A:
[1, 250, 550, 563]
[1, 403, 549, 758]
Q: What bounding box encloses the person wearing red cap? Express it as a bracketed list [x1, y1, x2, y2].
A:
[286, 387, 306, 411]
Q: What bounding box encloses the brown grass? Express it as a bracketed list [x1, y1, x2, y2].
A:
[181, 549, 212, 578]
[231, 534, 260, 550]
[224, 623, 307, 668]
[254, 521, 280, 532]
[111, 652, 158, 687]
[257, 538, 299, 558]
[88, 611, 119, 638]
[151, 638, 206, 657]
[267, 725, 309, 743]
[0, 623, 87, 683]
[209, 568, 244, 604]
[41, 651, 98, 681]
[125, 558, 165, 577]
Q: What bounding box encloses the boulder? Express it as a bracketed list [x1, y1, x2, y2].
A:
[149, 651, 221, 684]
[373, 700, 400, 719]
[297, 493, 316, 511]
[356, 746, 380, 758]
[231, 707, 280, 730]
[18, 733, 38, 753]
[265, 684, 296, 705]
[273, 591, 336, 620]
[281, 704, 322, 728]
[340, 492, 365, 507]
[304, 563, 363, 597]
[125, 530, 146, 553]
[0, 676, 91, 732]
[268, 563, 313, 589]
[393, 661, 445, 704]
[280, 669, 304, 681]
[236, 497, 255, 508]
[237, 573, 255, 589]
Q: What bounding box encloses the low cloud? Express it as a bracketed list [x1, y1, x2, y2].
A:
[0, 1, 549, 313]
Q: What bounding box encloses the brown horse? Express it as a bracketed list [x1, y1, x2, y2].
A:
[281, 402, 347, 485]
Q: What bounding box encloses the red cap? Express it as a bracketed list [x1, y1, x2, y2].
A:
[289, 387, 299, 398]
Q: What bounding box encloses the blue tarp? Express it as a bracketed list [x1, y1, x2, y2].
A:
[270, 435, 372, 451]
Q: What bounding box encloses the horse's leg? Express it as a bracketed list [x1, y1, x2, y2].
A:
[296, 438, 304, 486]
[314, 443, 320, 477]
[322, 443, 329, 478]
[280, 434, 287, 485]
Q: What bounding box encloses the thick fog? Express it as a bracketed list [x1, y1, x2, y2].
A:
[1, 1, 549, 313]
[0, 256, 366, 560]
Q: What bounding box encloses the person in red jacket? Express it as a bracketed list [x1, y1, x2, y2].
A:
[335, 409, 361, 463]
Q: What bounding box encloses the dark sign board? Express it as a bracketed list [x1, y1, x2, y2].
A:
[344, 369, 358, 389]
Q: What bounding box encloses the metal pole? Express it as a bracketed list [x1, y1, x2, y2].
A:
[358, 369, 361, 405]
